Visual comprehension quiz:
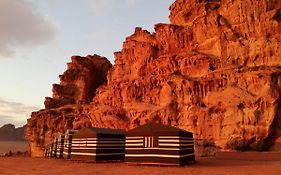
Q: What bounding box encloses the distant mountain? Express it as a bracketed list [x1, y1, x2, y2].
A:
[0, 124, 26, 141]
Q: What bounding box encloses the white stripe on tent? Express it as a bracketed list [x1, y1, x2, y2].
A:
[72, 141, 124, 144]
[72, 140, 124, 143]
[159, 143, 194, 147]
[72, 142, 124, 144]
[72, 139, 125, 142]
[126, 140, 143, 143]
[72, 138, 124, 141]
[144, 137, 147, 147]
[125, 153, 194, 158]
[72, 144, 95, 147]
[126, 147, 194, 151]
[71, 147, 125, 150]
[126, 137, 144, 139]
[159, 139, 194, 143]
[71, 147, 96, 150]
[71, 152, 124, 156]
[126, 143, 144, 146]
[72, 144, 125, 147]
[158, 136, 193, 140]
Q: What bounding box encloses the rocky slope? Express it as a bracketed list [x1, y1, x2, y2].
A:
[26, 0, 281, 157]
[0, 124, 26, 141]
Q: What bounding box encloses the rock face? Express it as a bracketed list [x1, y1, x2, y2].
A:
[26, 0, 281, 157]
[0, 124, 26, 141]
[25, 55, 112, 157]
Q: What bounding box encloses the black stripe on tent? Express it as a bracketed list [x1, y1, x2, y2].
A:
[71, 154, 125, 161]
[77, 141, 125, 144]
[96, 148, 125, 154]
[72, 138, 125, 141]
[158, 139, 194, 142]
[124, 146, 143, 149]
[179, 131, 193, 138]
[72, 139, 125, 141]
[158, 142, 194, 145]
[71, 150, 96, 153]
[126, 149, 194, 155]
[159, 145, 194, 148]
[125, 156, 194, 165]
[96, 155, 125, 161]
[71, 149, 125, 154]
[97, 134, 125, 139]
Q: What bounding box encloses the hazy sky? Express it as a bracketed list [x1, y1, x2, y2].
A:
[0, 0, 174, 127]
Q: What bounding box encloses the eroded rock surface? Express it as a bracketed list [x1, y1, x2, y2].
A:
[25, 55, 112, 157]
[26, 0, 281, 157]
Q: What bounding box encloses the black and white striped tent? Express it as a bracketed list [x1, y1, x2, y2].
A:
[50, 138, 56, 158]
[51, 134, 59, 158]
[63, 129, 78, 159]
[44, 144, 52, 158]
[70, 127, 126, 161]
[54, 133, 65, 158]
[125, 123, 195, 165]
[44, 144, 48, 158]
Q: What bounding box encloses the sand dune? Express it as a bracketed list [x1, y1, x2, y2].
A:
[0, 157, 280, 175]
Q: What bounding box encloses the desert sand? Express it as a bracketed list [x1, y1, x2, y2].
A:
[0, 141, 28, 155]
[0, 157, 280, 175]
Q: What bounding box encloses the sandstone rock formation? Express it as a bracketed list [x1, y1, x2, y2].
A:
[25, 55, 112, 157]
[26, 0, 281, 157]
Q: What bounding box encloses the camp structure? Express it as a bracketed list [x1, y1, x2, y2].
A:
[70, 127, 125, 161]
[63, 129, 78, 159]
[44, 144, 52, 158]
[49, 139, 56, 158]
[51, 134, 59, 158]
[125, 123, 195, 166]
[54, 133, 65, 158]
[44, 144, 48, 158]
[50, 132, 65, 158]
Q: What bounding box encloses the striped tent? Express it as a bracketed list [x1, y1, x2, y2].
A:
[50, 140, 55, 158]
[54, 133, 65, 158]
[71, 127, 125, 161]
[44, 145, 48, 158]
[63, 130, 78, 159]
[125, 123, 195, 166]
[44, 144, 52, 158]
[51, 134, 59, 158]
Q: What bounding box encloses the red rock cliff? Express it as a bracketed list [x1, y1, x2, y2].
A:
[25, 55, 112, 157]
[26, 0, 281, 156]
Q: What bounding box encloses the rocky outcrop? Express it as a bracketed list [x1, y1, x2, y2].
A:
[44, 55, 112, 109]
[25, 55, 112, 157]
[26, 0, 281, 157]
[0, 124, 26, 141]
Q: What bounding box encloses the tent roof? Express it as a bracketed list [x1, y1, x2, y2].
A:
[73, 127, 125, 138]
[127, 123, 192, 136]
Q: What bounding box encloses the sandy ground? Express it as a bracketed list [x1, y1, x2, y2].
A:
[0, 141, 28, 154]
[0, 157, 280, 175]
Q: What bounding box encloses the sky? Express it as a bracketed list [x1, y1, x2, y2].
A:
[0, 0, 175, 127]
